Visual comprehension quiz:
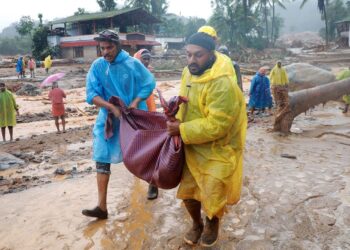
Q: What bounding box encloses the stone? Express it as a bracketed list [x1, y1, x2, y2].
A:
[285, 63, 335, 91]
[54, 168, 66, 175]
[0, 151, 25, 170]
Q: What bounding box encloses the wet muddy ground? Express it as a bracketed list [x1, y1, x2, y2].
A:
[0, 61, 350, 249]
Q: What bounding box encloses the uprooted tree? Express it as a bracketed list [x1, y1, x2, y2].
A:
[274, 77, 350, 133]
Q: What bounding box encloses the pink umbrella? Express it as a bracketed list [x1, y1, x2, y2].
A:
[40, 72, 65, 88]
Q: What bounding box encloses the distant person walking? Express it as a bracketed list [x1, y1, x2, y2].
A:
[22, 56, 27, 78]
[269, 61, 290, 131]
[248, 67, 272, 115]
[48, 82, 66, 133]
[134, 48, 158, 200]
[44, 55, 52, 74]
[28, 57, 36, 78]
[0, 82, 19, 141]
[16, 56, 23, 79]
[217, 45, 243, 91]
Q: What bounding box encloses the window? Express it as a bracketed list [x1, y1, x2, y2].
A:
[73, 47, 84, 58]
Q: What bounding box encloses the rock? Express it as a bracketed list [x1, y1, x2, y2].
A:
[285, 63, 336, 91]
[0, 151, 25, 170]
[54, 168, 66, 175]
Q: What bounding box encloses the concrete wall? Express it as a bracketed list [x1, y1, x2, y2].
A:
[61, 48, 74, 59]
[84, 46, 98, 61]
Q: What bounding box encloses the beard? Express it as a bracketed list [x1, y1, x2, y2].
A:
[188, 56, 216, 76]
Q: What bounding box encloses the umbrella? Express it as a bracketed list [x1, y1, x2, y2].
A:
[40, 72, 65, 88]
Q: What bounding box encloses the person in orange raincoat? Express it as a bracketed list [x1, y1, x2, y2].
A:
[48, 82, 66, 133]
[134, 48, 159, 200]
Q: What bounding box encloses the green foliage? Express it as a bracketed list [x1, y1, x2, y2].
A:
[208, 0, 285, 50]
[184, 17, 206, 40]
[38, 14, 43, 26]
[32, 26, 50, 60]
[0, 36, 32, 55]
[97, 0, 117, 11]
[16, 16, 35, 36]
[74, 8, 87, 16]
[322, 0, 348, 41]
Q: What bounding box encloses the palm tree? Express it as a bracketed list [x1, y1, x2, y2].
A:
[270, 0, 286, 44]
[300, 0, 329, 46]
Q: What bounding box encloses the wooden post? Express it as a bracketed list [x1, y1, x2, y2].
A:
[110, 18, 113, 29]
[93, 21, 96, 34]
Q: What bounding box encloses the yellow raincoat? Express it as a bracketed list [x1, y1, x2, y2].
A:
[269, 64, 289, 86]
[0, 90, 18, 127]
[44, 55, 52, 69]
[336, 69, 350, 105]
[176, 52, 247, 219]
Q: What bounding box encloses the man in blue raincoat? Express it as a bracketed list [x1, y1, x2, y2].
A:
[83, 30, 155, 219]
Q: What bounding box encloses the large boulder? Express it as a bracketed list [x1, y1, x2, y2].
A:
[0, 151, 25, 170]
[285, 63, 336, 91]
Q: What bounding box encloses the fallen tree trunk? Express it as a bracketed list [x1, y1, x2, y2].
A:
[275, 78, 350, 133]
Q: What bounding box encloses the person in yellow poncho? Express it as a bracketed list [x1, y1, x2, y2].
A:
[44, 55, 52, 74]
[269, 61, 290, 131]
[0, 82, 19, 141]
[167, 32, 247, 247]
[336, 68, 350, 113]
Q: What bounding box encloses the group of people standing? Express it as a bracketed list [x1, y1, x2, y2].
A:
[248, 61, 289, 121]
[15, 54, 52, 79]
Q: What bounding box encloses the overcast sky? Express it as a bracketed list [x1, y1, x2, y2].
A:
[0, 0, 213, 32]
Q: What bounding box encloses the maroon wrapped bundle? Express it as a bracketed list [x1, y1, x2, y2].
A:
[106, 93, 188, 189]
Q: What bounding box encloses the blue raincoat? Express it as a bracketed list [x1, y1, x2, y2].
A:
[16, 57, 23, 73]
[248, 72, 272, 109]
[86, 50, 155, 164]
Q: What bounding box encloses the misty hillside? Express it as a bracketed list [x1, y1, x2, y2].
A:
[277, 0, 324, 34]
[0, 23, 19, 38]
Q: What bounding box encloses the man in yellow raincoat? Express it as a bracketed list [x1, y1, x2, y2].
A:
[44, 55, 52, 74]
[269, 61, 290, 131]
[167, 32, 247, 247]
[0, 82, 19, 141]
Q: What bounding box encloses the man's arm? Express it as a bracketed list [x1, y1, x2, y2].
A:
[92, 96, 120, 118]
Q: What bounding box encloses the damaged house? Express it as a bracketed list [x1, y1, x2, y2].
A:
[48, 7, 161, 60]
[336, 17, 350, 48]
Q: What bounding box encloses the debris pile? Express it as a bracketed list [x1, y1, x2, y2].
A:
[277, 32, 324, 49]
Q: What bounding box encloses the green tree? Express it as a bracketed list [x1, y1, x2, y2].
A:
[270, 0, 286, 45]
[38, 13, 43, 26]
[301, 0, 329, 46]
[32, 26, 50, 60]
[319, 0, 348, 41]
[184, 17, 206, 40]
[16, 16, 35, 36]
[74, 8, 87, 15]
[97, 0, 117, 11]
[125, 0, 150, 10]
[150, 0, 168, 18]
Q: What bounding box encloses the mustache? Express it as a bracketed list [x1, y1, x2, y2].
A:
[189, 63, 199, 68]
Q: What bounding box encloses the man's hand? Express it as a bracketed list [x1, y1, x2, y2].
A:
[16, 110, 20, 116]
[129, 97, 142, 109]
[167, 120, 181, 136]
[108, 104, 121, 118]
